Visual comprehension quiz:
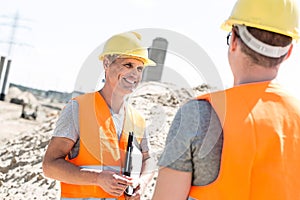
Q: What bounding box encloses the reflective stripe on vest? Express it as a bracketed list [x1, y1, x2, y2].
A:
[189, 81, 300, 200]
[80, 165, 121, 173]
[61, 92, 145, 199]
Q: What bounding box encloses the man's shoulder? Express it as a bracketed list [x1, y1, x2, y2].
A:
[183, 99, 213, 114]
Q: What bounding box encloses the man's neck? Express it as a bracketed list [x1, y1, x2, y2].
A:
[99, 86, 125, 114]
[234, 64, 279, 86]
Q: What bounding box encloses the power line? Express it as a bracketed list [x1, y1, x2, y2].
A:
[0, 11, 34, 57]
[0, 11, 34, 101]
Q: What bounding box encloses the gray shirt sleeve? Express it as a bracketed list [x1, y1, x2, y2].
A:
[158, 100, 223, 186]
[52, 100, 79, 142]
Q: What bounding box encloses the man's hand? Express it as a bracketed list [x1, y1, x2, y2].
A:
[97, 171, 133, 197]
[125, 184, 141, 200]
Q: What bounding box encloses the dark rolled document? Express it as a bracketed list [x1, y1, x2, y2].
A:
[124, 132, 134, 196]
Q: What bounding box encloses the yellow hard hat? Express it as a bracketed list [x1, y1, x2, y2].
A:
[221, 0, 300, 41]
[99, 31, 156, 66]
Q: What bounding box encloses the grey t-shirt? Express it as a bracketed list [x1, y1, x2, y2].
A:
[158, 100, 223, 186]
[53, 100, 150, 157]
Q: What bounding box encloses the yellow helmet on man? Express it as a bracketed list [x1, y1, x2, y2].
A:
[99, 31, 156, 66]
[221, 0, 299, 41]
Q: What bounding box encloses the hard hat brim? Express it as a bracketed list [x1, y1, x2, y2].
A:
[99, 53, 156, 67]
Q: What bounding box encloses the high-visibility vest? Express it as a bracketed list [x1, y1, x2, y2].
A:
[189, 81, 300, 200]
[61, 92, 145, 199]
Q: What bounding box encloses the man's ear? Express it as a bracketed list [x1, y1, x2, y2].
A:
[229, 31, 239, 52]
[103, 57, 110, 69]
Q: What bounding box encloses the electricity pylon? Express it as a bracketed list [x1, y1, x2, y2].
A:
[0, 11, 33, 101]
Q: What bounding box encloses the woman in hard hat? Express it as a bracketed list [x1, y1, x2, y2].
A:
[153, 0, 300, 199]
[43, 32, 156, 200]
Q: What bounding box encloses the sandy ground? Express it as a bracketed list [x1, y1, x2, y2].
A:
[0, 82, 208, 200]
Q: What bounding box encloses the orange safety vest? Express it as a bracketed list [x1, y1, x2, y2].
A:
[61, 92, 145, 199]
[189, 81, 300, 200]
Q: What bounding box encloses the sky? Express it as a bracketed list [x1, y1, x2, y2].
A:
[0, 0, 299, 99]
